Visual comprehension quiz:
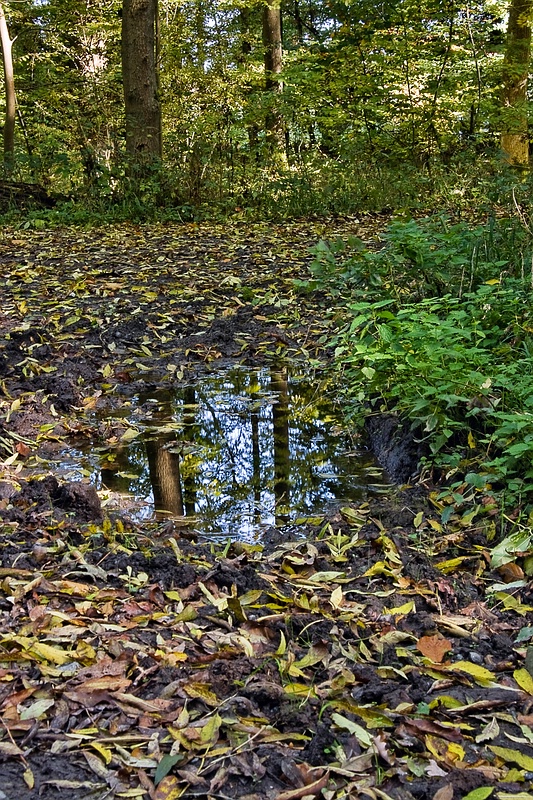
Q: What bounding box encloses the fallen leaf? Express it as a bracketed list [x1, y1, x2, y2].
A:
[514, 668, 533, 695]
[433, 785, 454, 800]
[275, 771, 330, 800]
[417, 634, 453, 663]
[154, 775, 181, 800]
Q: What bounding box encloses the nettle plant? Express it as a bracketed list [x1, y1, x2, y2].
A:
[307, 215, 533, 505]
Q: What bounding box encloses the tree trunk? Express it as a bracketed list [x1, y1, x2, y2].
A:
[262, 2, 286, 159]
[0, 2, 15, 175]
[501, 0, 533, 166]
[121, 0, 162, 170]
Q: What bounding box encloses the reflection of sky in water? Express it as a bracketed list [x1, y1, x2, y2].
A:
[56, 367, 379, 540]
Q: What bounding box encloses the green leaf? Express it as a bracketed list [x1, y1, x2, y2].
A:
[155, 754, 184, 785]
[331, 713, 373, 747]
[462, 789, 493, 800]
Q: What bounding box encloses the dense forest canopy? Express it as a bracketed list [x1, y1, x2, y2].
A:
[0, 0, 528, 214]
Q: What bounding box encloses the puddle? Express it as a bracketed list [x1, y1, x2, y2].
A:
[57, 366, 384, 539]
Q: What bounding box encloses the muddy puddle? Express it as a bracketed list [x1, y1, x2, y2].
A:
[55, 367, 384, 539]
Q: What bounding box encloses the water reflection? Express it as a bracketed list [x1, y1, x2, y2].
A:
[85, 366, 379, 538]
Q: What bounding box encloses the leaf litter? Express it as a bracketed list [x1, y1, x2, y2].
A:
[0, 219, 533, 800]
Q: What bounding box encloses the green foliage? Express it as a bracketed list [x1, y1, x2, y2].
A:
[0, 0, 513, 216]
[308, 215, 515, 299]
[307, 215, 533, 506]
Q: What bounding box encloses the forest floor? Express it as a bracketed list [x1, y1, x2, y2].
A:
[0, 219, 533, 800]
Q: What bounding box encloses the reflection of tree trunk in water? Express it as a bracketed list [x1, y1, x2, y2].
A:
[271, 367, 290, 521]
[182, 386, 198, 516]
[251, 376, 262, 522]
[146, 439, 184, 516]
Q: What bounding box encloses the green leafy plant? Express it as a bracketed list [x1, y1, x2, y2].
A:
[309, 216, 533, 517]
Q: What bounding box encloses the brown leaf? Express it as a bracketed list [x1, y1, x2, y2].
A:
[497, 562, 525, 582]
[76, 676, 132, 693]
[275, 772, 330, 800]
[404, 719, 462, 742]
[433, 786, 454, 800]
[417, 634, 452, 663]
[281, 758, 306, 788]
[176, 769, 209, 789]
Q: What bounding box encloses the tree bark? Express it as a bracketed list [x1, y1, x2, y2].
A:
[121, 0, 162, 170]
[501, 0, 533, 166]
[262, 2, 286, 158]
[0, 2, 15, 175]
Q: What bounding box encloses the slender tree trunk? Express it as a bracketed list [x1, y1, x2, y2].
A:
[501, 0, 533, 166]
[121, 0, 162, 171]
[262, 2, 286, 159]
[0, 2, 15, 175]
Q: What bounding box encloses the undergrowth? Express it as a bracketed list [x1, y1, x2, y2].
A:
[304, 212, 533, 518]
[0, 154, 503, 227]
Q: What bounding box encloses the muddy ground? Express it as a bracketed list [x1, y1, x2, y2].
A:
[0, 220, 532, 800]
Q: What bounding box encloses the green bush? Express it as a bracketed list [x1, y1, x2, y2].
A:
[307, 215, 533, 505]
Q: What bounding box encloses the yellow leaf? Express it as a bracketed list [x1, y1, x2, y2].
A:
[514, 667, 533, 695]
[89, 742, 113, 764]
[156, 650, 188, 666]
[489, 745, 533, 771]
[447, 741, 465, 763]
[283, 682, 318, 699]
[20, 698, 55, 720]
[183, 682, 219, 706]
[305, 570, 345, 583]
[383, 600, 415, 617]
[378, 534, 402, 564]
[23, 768, 34, 789]
[363, 560, 395, 577]
[330, 585, 344, 608]
[448, 661, 495, 685]
[331, 713, 372, 747]
[497, 794, 533, 800]
[163, 590, 182, 601]
[76, 640, 97, 662]
[120, 428, 141, 442]
[468, 432, 476, 449]
[28, 642, 71, 665]
[436, 556, 473, 573]
[276, 630, 287, 656]
[495, 592, 533, 616]
[293, 644, 329, 670]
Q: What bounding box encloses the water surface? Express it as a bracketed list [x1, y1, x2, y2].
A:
[61, 366, 382, 539]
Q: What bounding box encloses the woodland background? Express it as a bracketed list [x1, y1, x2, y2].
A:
[0, 0, 530, 220]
